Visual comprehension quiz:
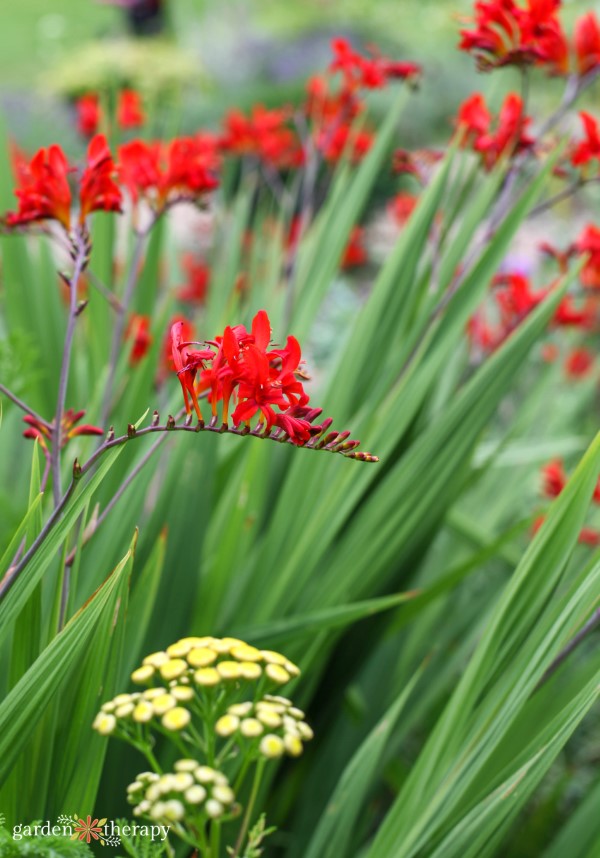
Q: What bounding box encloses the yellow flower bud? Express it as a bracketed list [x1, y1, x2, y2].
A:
[193, 667, 221, 686]
[260, 650, 287, 665]
[163, 800, 185, 821]
[175, 759, 198, 772]
[284, 734, 304, 757]
[166, 640, 194, 658]
[149, 801, 166, 820]
[172, 772, 194, 791]
[212, 784, 235, 805]
[115, 702, 135, 718]
[113, 693, 133, 706]
[170, 685, 194, 702]
[205, 799, 224, 818]
[240, 718, 263, 737]
[93, 712, 117, 735]
[187, 647, 218, 668]
[230, 644, 263, 662]
[238, 661, 262, 680]
[259, 734, 285, 758]
[162, 707, 191, 731]
[194, 766, 216, 783]
[143, 651, 169, 668]
[228, 702, 253, 717]
[143, 687, 167, 700]
[257, 709, 282, 729]
[285, 660, 301, 677]
[265, 664, 290, 685]
[217, 661, 242, 680]
[133, 701, 154, 723]
[131, 665, 155, 684]
[185, 785, 207, 804]
[152, 694, 177, 715]
[215, 714, 240, 737]
[159, 658, 188, 681]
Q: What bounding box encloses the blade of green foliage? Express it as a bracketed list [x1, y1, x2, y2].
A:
[305, 663, 426, 858]
[0, 538, 134, 789]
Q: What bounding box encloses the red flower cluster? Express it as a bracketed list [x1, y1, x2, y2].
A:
[23, 409, 103, 457]
[220, 106, 303, 170]
[456, 92, 534, 169]
[388, 192, 419, 227]
[575, 225, 600, 288]
[5, 135, 121, 232]
[459, 0, 600, 75]
[118, 136, 219, 214]
[170, 311, 318, 446]
[75, 90, 145, 138]
[341, 226, 368, 269]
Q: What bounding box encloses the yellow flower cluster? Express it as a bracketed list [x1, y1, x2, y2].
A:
[127, 762, 239, 823]
[92, 686, 192, 736]
[130, 637, 300, 689]
[215, 694, 314, 758]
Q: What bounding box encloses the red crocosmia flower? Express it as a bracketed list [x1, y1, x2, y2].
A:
[126, 313, 153, 365]
[171, 320, 214, 420]
[316, 122, 374, 163]
[220, 105, 303, 169]
[329, 38, 421, 90]
[493, 272, 544, 325]
[574, 12, 600, 75]
[574, 224, 600, 289]
[79, 134, 122, 222]
[474, 93, 534, 169]
[553, 295, 596, 328]
[341, 226, 368, 269]
[118, 137, 219, 213]
[76, 93, 101, 137]
[5, 144, 72, 230]
[467, 311, 502, 352]
[388, 192, 418, 227]
[571, 112, 600, 170]
[23, 410, 103, 458]
[455, 93, 491, 144]
[117, 89, 145, 129]
[459, 0, 567, 73]
[541, 459, 567, 498]
[177, 254, 211, 305]
[565, 347, 594, 377]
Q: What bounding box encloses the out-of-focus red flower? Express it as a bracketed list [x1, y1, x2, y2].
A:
[220, 106, 303, 169]
[79, 134, 122, 222]
[571, 111, 600, 171]
[455, 93, 491, 144]
[494, 271, 544, 324]
[467, 311, 502, 352]
[565, 347, 594, 377]
[329, 37, 421, 90]
[388, 192, 419, 227]
[126, 313, 153, 365]
[574, 12, 600, 75]
[542, 458, 567, 497]
[5, 134, 121, 231]
[578, 526, 600, 546]
[474, 93, 534, 169]
[553, 294, 597, 328]
[23, 410, 103, 458]
[341, 226, 368, 268]
[117, 89, 145, 129]
[574, 224, 600, 288]
[118, 136, 219, 213]
[162, 314, 195, 375]
[76, 94, 101, 137]
[316, 122, 374, 163]
[459, 0, 567, 74]
[177, 254, 211, 304]
[305, 74, 362, 125]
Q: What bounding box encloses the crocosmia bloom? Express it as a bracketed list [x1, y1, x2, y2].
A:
[76, 93, 101, 137]
[5, 134, 121, 232]
[23, 410, 103, 458]
[117, 89, 145, 129]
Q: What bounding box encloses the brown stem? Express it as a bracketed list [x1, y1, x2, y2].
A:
[538, 606, 600, 688]
[50, 230, 88, 507]
[0, 384, 52, 430]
